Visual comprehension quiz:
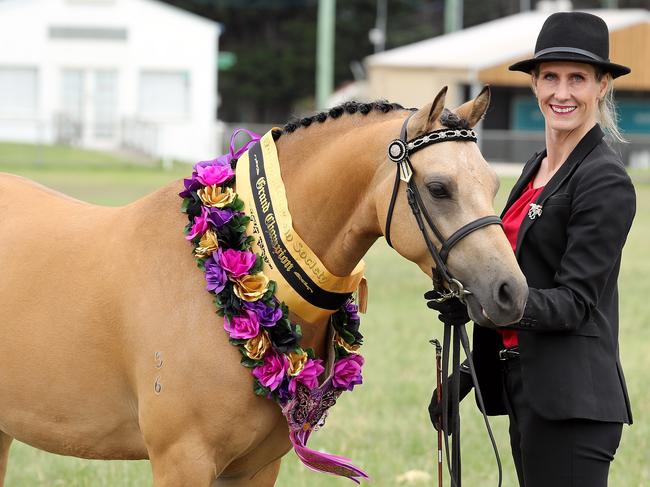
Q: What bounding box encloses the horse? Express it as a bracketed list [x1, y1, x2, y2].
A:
[0, 86, 528, 486]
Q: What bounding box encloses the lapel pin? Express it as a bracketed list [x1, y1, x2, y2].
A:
[528, 203, 543, 220]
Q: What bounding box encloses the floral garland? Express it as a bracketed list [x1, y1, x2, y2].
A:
[178, 131, 365, 433]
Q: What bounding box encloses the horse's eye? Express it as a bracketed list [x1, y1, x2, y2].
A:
[427, 182, 449, 199]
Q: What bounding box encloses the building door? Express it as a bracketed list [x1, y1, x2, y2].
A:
[60, 68, 118, 148]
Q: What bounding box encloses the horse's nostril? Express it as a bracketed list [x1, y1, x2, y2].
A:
[495, 279, 515, 310]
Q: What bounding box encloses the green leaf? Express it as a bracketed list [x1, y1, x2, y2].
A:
[254, 382, 270, 397]
[334, 345, 351, 359]
[339, 328, 356, 345]
[181, 198, 191, 213]
[231, 197, 245, 211]
[250, 254, 264, 274]
[240, 355, 263, 368]
[304, 347, 316, 359]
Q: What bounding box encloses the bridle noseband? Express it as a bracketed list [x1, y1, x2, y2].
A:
[385, 113, 504, 487]
[384, 113, 502, 302]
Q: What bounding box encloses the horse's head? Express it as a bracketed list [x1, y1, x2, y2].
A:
[378, 86, 527, 326]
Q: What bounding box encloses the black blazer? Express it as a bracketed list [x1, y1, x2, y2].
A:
[473, 124, 636, 423]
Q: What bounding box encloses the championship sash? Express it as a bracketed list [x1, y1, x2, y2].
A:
[235, 131, 365, 323]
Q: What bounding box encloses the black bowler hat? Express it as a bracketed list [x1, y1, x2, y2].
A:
[509, 11, 631, 78]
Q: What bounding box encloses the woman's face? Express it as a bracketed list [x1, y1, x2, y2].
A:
[532, 61, 607, 135]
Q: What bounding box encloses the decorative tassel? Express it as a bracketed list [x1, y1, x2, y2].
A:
[357, 277, 368, 314]
[290, 431, 370, 484]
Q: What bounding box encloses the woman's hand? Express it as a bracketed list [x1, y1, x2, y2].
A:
[428, 367, 474, 435]
[424, 293, 470, 326]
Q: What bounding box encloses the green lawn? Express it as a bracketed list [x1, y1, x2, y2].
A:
[1, 144, 648, 486]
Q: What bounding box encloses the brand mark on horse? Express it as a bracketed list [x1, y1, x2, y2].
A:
[154, 351, 164, 369]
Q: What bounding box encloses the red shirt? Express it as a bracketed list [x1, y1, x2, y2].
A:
[498, 180, 545, 348]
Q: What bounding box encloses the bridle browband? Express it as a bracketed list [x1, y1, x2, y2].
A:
[385, 113, 504, 487]
[385, 113, 502, 301]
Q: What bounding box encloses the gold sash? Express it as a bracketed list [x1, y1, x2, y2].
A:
[235, 130, 365, 323]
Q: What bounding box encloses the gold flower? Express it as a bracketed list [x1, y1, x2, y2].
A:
[287, 350, 308, 376]
[244, 330, 271, 360]
[233, 273, 269, 302]
[194, 229, 219, 258]
[335, 332, 360, 354]
[198, 185, 236, 208]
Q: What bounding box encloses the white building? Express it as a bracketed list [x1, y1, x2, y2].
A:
[0, 0, 221, 163]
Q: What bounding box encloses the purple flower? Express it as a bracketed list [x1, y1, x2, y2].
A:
[219, 248, 257, 278]
[178, 174, 203, 198]
[252, 351, 288, 391]
[289, 358, 325, 394]
[207, 207, 235, 228]
[223, 309, 260, 339]
[196, 163, 234, 186]
[344, 301, 360, 323]
[186, 207, 210, 240]
[332, 354, 364, 391]
[243, 299, 283, 327]
[205, 255, 227, 294]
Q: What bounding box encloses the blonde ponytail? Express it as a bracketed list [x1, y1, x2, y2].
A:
[597, 71, 627, 144]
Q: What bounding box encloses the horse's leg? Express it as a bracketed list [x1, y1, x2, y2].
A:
[0, 432, 12, 487]
[149, 435, 220, 487]
[213, 459, 281, 487]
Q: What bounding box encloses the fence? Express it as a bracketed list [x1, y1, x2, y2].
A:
[482, 130, 650, 167]
[2, 117, 648, 169]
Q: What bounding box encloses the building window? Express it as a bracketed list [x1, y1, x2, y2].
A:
[138, 71, 190, 120]
[93, 70, 118, 138]
[0, 67, 38, 118]
[49, 26, 128, 41]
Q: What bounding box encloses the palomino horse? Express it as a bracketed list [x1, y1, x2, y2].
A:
[0, 87, 527, 486]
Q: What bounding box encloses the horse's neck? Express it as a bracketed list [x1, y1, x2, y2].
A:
[145, 114, 403, 357]
[273, 115, 400, 277]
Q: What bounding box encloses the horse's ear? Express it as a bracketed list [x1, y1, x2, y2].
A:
[407, 86, 448, 137]
[454, 85, 491, 128]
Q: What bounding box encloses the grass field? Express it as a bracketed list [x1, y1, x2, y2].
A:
[1, 144, 648, 486]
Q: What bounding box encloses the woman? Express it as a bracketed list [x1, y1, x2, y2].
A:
[428, 11, 636, 487]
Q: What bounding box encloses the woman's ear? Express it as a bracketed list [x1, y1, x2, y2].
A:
[598, 74, 609, 100]
[530, 74, 538, 97]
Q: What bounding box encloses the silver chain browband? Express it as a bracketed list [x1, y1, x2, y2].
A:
[408, 128, 477, 152]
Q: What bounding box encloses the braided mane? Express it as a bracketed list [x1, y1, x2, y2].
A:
[273, 100, 408, 140]
[272, 101, 470, 141]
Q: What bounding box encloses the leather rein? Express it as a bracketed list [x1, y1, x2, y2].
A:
[385, 113, 503, 487]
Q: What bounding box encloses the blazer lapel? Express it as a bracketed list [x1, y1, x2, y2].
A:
[514, 124, 605, 259]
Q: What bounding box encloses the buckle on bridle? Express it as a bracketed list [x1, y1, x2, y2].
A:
[429, 278, 473, 304]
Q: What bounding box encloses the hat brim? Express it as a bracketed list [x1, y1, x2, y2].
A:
[509, 52, 630, 79]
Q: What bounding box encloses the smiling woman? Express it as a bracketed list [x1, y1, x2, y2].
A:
[429, 11, 637, 487]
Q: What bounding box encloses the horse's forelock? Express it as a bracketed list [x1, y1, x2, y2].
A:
[439, 108, 470, 130]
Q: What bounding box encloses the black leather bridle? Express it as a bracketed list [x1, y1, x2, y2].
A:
[385, 113, 502, 300]
[385, 113, 503, 487]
